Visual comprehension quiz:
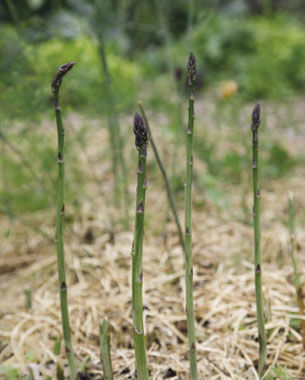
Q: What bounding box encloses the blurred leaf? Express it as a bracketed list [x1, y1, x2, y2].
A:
[265, 143, 296, 178]
[27, 0, 45, 10]
[0, 365, 19, 380]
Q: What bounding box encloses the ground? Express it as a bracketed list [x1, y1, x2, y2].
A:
[1, 97, 305, 379]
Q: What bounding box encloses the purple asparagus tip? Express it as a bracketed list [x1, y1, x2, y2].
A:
[251, 104, 261, 129]
[52, 62, 76, 92]
[133, 112, 148, 150]
[187, 52, 197, 87]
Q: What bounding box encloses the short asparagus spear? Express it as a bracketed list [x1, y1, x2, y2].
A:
[251, 104, 266, 378]
[51, 62, 77, 380]
[138, 100, 184, 252]
[288, 192, 305, 349]
[99, 319, 114, 380]
[184, 52, 198, 380]
[131, 113, 149, 380]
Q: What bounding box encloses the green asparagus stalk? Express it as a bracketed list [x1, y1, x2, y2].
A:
[251, 104, 266, 378]
[99, 319, 114, 380]
[51, 62, 77, 380]
[288, 192, 305, 349]
[184, 52, 198, 380]
[131, 113, 149, 380]
[137, 101, 184, 252]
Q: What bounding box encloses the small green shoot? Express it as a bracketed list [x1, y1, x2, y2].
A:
[99, 319, 114, 380]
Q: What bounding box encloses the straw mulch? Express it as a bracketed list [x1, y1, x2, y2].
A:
[1, 102, 305, 380]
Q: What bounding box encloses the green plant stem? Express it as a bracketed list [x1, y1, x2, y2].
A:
[4, 0, 19, 24]
[132, 113, 149, 380]
[53, 335, 62, 356]
[52, 63, 77, 380]
[138, 101, 184, 252]
[98, 37, 129, 225]
[184, 53, 198, 380]
[99, 319, 114, 380]
[288, 192, 305, 349]
[154, 0, 185, 173]
[251, 104, 266, 378]
[98, 41, 120, 203]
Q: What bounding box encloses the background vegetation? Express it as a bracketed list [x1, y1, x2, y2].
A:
[1, 0, 305, 216]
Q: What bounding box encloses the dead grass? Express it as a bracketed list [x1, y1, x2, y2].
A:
[1, 99, 305, 379]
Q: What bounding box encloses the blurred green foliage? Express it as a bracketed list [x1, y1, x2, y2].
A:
[0, 365, 19, 380]
[1, 9, 305, 121]
[265, 365, 292, 380]
[265, 142, 297, 177]
[0, 25, 140, 120]
[1, 2, 305, 217]
[170, 13, 305, 99]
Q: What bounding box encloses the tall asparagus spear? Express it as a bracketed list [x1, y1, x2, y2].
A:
[251, 104, 266, 378]
[184, 52, 198, 380]
[137, 100, 184, 252]
[131, 113, 149, 380]
[51, 62, 77, 380]
[288, 192, 305, 349]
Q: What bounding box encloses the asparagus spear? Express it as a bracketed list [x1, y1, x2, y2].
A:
[51, 62, 77, 380]
[184, 52, 198, 380]
[100, 319, 114, 380]
[251, 104, 266, 378]
[138, 100, 184, 252]
[288, 192, 305, 349]
[131, 112, 149, 380]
